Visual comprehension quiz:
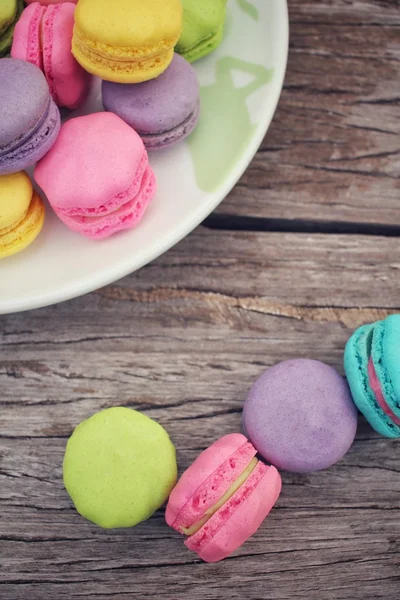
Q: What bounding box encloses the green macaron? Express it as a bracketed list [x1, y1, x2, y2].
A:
[63, 407, 178, 528]
[176, 0, 228, 63]
[0, 0, 23, 58]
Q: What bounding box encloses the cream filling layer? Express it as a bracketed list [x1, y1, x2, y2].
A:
[181, 457, 258, 536]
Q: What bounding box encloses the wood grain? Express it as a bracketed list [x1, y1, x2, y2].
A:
[219, 0, 400, 226]
[1, 229, 399, 599]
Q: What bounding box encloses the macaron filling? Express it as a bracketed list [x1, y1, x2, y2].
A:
[73, 28, 175, 77]
[0, 205, 29, 236]
[185, 460, 269, 553]
[181, 24, 223, 55]
[181, 457, 259, 536]
[0, 192, 45, 258]
[0, 97, 49, 156]
[0, 95, 59, 166]
[56, 153, 149, 218]
[57, 165, 155, 239]
[368, 357, 400, 426]
[169, 438, 258, 532]
[141, 100, 200, 149]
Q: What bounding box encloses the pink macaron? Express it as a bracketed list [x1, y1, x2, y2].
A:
[166, 433, 282, 562]
[12, 2, 90, 109]
[34, 112, 156, 239]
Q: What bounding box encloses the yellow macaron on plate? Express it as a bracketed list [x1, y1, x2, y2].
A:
[72, 0, 183, 84]
[0, 171, 45, 259]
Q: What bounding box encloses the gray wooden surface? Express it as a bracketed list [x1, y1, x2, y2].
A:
[1, 1, 399, 599]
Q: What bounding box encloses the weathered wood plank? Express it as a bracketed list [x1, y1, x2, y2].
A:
[218, 0, 400, 225]
[0, 228, 399, 599]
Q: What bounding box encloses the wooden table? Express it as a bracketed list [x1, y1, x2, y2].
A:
[1, 1, 399, 598]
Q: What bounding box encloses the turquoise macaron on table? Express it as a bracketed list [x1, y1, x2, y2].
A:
[344, 314, 400, 438]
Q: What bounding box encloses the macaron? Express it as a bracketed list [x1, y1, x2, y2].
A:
[0, 58, 61, 175]
[25, 1, 77, 4]
[72, 0, 183, 84]
[34, 112, 156, 239]
[243, 359, 358, 473]
[0, 171, 45, 259]
[344, 315, 400, 438]
[166, 433, 281, 563]
[176, 0, 228, 63]
[0, 0, 23, 57]
[102, 54, 200, 151]
[12, 2, 91, 109]
[63, 407, 177, 529]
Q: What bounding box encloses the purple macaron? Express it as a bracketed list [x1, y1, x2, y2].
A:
[243, 359, 358, 473]
[0, 58, 61, 175]
[102, 54, 200, 151]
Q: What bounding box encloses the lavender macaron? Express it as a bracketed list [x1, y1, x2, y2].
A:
[0, 58, 61, 175]
[243, 359, 358, 473]
[102, 54, 200, 151]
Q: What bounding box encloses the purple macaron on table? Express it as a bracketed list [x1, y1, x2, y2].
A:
[243, 359, 359, 473]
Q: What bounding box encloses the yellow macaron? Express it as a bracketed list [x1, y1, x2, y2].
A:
[72, 0, 183, 84]
[0, 171, 45, 259]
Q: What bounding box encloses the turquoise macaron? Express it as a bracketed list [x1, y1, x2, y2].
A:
[344, 314, 400, 438]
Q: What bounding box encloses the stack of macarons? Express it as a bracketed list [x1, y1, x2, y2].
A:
[0, 57, 59, 255]
[61, 315, 399, 563]
[72, 0, 202, 150]
[0, 0, 229, 256]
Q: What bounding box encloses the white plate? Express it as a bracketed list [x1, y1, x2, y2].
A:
[0, 0, 288, 314]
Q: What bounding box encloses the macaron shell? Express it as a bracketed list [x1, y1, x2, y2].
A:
[373, 315, 400, 417]
[74, 0, 182, 51]
[143, 100, 200, 150]
[102, 54, 200, 136]
[63, 407, 177, 529]
[176, 0, 227, 62]
[73, 37, 174, 85]
[34, 113, 147, 214]
[25, 0, 77, 4]
[0, 94, 60, 175]
[0, 171, 32, 230]
[0, 0, 23, 58]
[72, 0, 182, 83]
[0, 0, 17, 26]
[166, 433, 252, 528]
[344, 323, 399, 437]
[167, 434, 257, 532]
[57, 165, 156, 240]
[0, 191, 45, 259]
[185, 464, 282, 563]
[0, 58, 50, 148]
[11, 2, 44, 69]
[42, 3, 90, 109]
[180, 22, 224, 64]
[243, 359, 358, 472]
